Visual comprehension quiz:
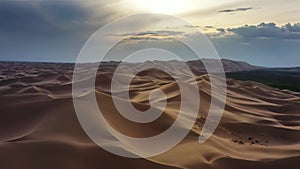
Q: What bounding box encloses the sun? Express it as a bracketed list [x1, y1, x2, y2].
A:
[129, 0, 193, 15]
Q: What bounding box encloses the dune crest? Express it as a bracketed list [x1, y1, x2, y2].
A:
[0, 61, 299, 169]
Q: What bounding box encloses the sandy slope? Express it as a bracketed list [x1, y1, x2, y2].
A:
[0, 62, 299, 169]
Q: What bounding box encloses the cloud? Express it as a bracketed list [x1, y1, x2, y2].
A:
[218, 7, 253, 13]
[0, 1, 88, 35]
[204, 22, 300, 67]
[0, 1, 121, 37]
[137, 30, 185, 36]
[184, 25, 201, 28]
[203, 26, 215, 29]
[0, 1, 121, 62]
[227, 22, 300, 40]
[216, 28, 226, 33]
[285, 23, 300, 32]
[108, 30, 185, 41]
[109, 22, 300, 43]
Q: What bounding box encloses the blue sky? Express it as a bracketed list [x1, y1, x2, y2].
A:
[0, 0, 299, 67]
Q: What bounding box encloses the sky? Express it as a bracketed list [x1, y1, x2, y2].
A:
[0, 0, 299, 67]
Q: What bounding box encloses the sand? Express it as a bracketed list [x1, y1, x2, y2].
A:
[0, 61, 299, 169]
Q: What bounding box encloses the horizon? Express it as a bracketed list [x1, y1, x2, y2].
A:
[0, 58, 298, 68]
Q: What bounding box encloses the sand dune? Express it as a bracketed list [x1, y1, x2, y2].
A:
[0, 61, 299, 169]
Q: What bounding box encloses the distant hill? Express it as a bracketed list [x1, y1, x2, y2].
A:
[96, 59, 263, 74]
[0, 59, 264, 76]
[0, 60, 298, 92]
[187, 59, 263, 73]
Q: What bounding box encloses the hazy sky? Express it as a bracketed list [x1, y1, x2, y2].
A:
[0, 0, 299, 67]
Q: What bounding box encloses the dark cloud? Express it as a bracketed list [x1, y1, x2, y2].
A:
[204, 26, 215, 29]
[218, 7, 253, 13]
[205, 22, 300, 67]
[114, 30, 185, 42]
[0, 1, 123, 39]
[0, 1, 118, 62]
[285, 23, 300, 32]
[216, 28, 226, 33]
[138, 30, 184, 36]
[124, 36, 175, 41]
[184, 25, 201, 28]
[108, 30, 185, 37]
[227, 22, 300, 40]
[0, 1, 95, 36]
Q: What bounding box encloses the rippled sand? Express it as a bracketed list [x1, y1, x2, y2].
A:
[0, 61, 299, 169]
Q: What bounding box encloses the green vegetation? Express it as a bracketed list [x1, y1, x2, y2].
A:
[226, 68, 300, 92]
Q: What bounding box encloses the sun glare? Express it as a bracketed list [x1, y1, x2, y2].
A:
[130, 0, 193, 14]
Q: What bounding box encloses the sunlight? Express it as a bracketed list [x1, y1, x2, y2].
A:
[129, 0, 196, 14]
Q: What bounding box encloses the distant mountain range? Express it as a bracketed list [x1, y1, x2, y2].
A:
[187, 59, 263, 73]
[0, 59, 299, 92]
[0, 59, 289, 75]
[96, 59, 263, 74]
